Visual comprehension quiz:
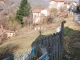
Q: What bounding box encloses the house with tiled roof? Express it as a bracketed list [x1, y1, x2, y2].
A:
[49, 0, 76, 10]
[33, 8, 49, 25]
[33, 9, 41, 13]
[33, 9, 41, 24]
[49, 0, 64, 10]
[55, 0, 64, 2]
[49, 0, 57, 8]
[40, 8, 49, 16]
[64, 0, 77, 9]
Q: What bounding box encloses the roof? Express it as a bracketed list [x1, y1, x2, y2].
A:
[64, 2, 72, 4]
[54, 0, 64, 2]
[33, 9, 41, 13]
[64, 1, 73, 4]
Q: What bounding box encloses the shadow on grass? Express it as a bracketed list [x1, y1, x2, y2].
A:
[29, 34, 46, 60]
[31, 34, 45, 47]
[64, 27, 80, 41]
[64, 27, 80, 60]
[30, 27, 80, 60]
[0, 44, 19, 60]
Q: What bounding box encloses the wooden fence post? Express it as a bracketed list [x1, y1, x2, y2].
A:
[59, 21, 65, 60]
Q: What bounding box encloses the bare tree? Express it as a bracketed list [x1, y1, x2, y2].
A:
[1, 17, 21, 31]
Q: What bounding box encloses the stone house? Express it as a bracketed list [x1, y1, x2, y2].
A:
[40, 8, 49, 17]
[49, 0, 57, 9]
[49, 0, 77, 11]
[49, 0, 64, 10]
[33, 8, 49, 24]
[64, 0, 77, 9]
[33, 9, 41, 24]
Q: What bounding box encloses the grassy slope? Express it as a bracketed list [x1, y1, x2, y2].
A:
[64, 16, 80, 60]
[0, 30, 39, 57]
[0, 19, 60, 59]
[0, 14, 80, 59]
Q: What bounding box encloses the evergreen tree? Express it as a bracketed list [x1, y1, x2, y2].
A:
[16, 0, 31, 25]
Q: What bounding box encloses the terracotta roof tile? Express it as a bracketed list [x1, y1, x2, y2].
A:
[64, 1, 73, 4]
[33, 9, 41, 13]
[55, 0, 64, 2]
[64, 0, 73, 4]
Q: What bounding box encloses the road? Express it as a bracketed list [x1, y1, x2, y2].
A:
[74, 13, 80, 24]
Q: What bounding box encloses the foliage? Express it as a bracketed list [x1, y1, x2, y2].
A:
[48, 8, 56, 23]
[64, 27, 73, 36]
[1, 17, 21, 31]
[71, 48, 80, 60]
[16, 0, 31, 25]
[64, 27, 80, 60]
[49, 8, 57, 17]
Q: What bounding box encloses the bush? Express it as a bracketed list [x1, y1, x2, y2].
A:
[64, 27, 73, 36]
[2, 17, 21, 31]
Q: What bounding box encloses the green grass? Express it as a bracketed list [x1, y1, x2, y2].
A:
[71, 48, 80, 59]
[42, 29, 56, 35]
[64, 27, 80, 60]
[64, 27, 73, 36]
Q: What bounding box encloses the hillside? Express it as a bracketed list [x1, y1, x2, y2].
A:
[0, 30, 39, 59]
[0, 0, 49, 22]
[28, 0, 49, 10]
[0, 0, 21, 20]
[0, 0, 80, 60]
[0, 15, 80, 59]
